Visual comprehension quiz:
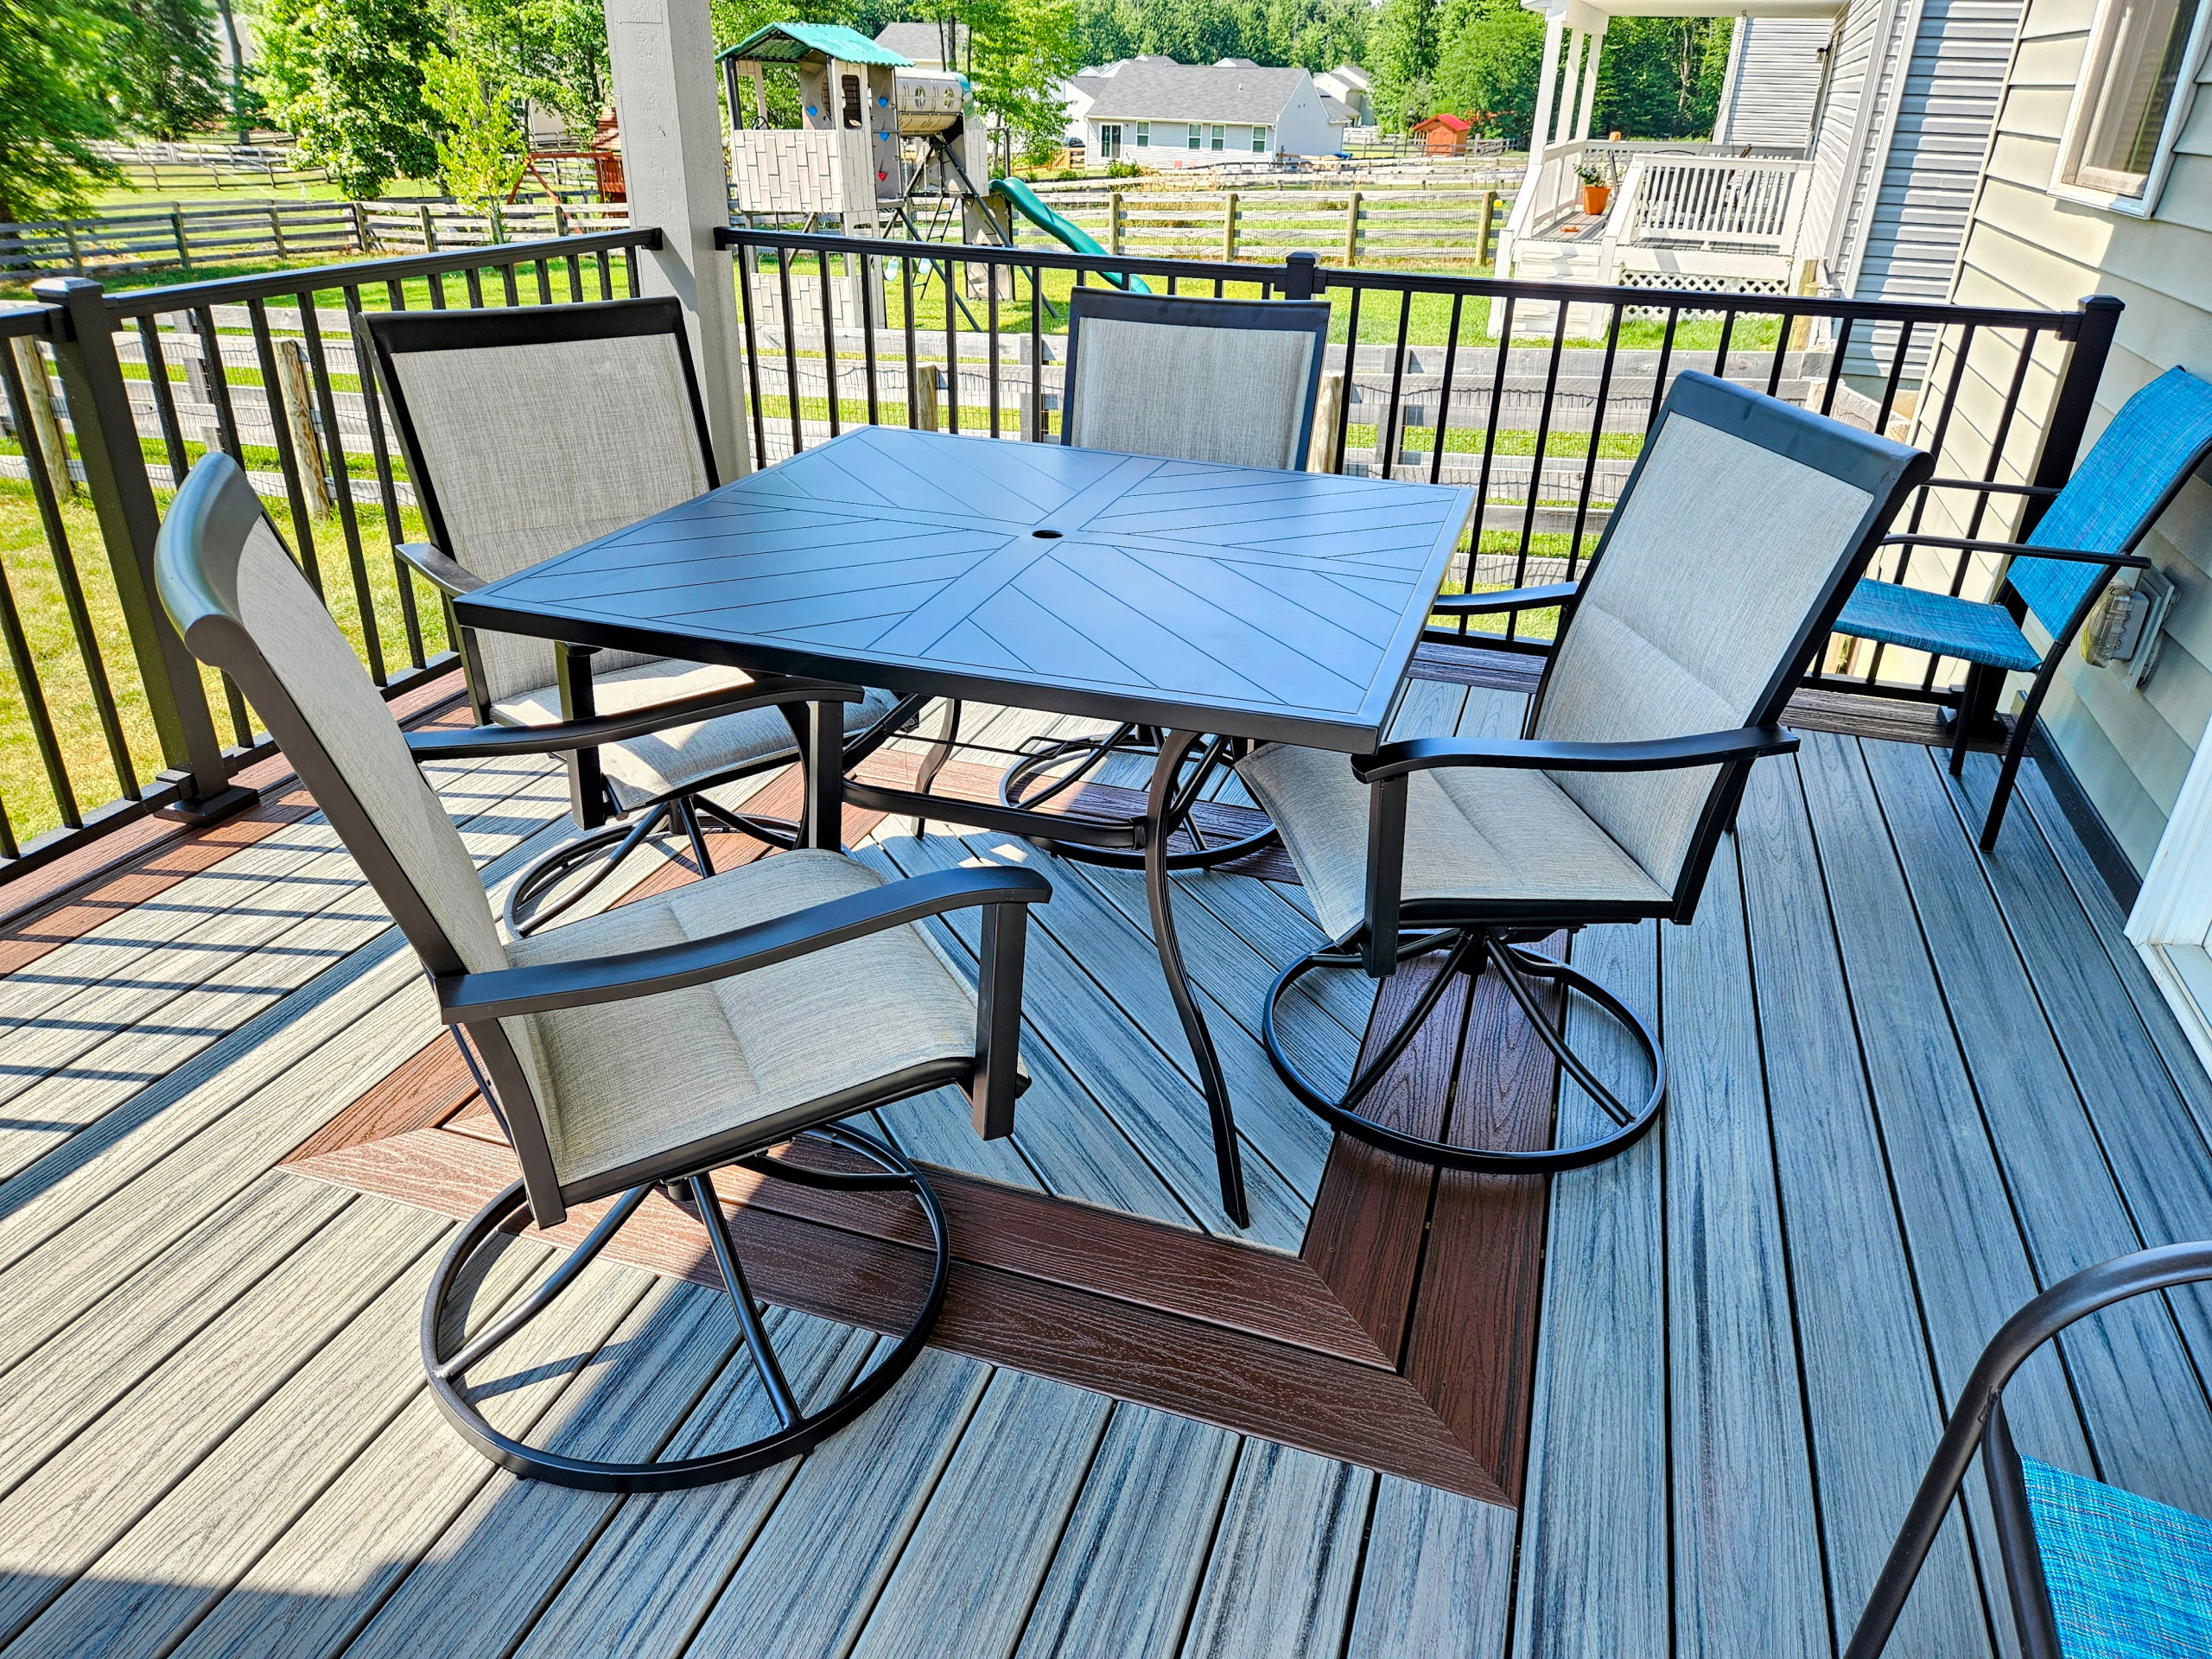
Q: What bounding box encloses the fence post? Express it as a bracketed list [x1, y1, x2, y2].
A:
[1223, 190, 1237, 263]
[419, 204, 438, 252]
[62, 220, 84, 273]
[274, 339, 334, 515]
[1478, 190, 1495, 265]
[2021, 295, 2123, 539]
[1109, 190, 1123, 256]
[350, 200, 369, 253]
[553, 200, 570, 237]
[29, 276, 256, 822]
[915, 363, 940, 434]
[171, 204, 191, 270]
[9, 336, 75, 500]
[267, 204, 287, 257]
[1343, 189, 1360, 265]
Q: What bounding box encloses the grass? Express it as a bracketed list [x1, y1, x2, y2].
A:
[0, 475, 447, 849]
[1, 244, 637, 307]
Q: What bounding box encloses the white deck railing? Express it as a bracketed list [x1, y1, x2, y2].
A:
[1617, 154, 1812, 254]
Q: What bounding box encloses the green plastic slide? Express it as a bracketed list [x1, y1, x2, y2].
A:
[990, 177, 1151, 294]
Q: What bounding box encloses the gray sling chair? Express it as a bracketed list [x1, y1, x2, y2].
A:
[1846, 1242, 2212, 1658]
[1240, 372, 1931, 1172]
[156, 452, 1049, 1491]
[993, 284, 1332, 869]
[355, 296, 944, 933]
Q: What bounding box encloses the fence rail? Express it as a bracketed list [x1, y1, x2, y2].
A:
[0, 228, 652, 878]
[86, 139, 326, 193]
[1009, 181, 1510, 266]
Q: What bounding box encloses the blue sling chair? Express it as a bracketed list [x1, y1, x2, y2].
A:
[1832, 366, 2212, 849]
[1847, 1243, 2212, 1659]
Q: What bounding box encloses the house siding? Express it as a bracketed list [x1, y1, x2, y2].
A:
[1920, 0, 2212, 869]
[1714, 17, 1833, 151]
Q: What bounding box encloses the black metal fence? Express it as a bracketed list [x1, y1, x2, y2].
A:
[0, 227, 652, 880]
[717, 223, 2117, 696]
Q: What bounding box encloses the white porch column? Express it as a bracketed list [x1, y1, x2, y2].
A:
[1529, 15, 1566, 155]
[1574, 27, 1605, 140]
[1554, 30, 1584, 146]
[604, 0, 752, 477]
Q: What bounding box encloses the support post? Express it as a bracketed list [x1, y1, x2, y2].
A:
[171, 204, 191, 270]
[2022, 295, 2123, 539]
[1223, 190, 1237, 262]
[30, 277, 255, 822]
[1574, 29, 1605, 142]
[273, 338, 334, 515]
[605, 0, 754, 479]
[1109, 189, 1123, 254]
[1344, 189, 1361, 264]
[9, 336, 74, 500]
[1478, 189, 1496, 264]
[1529, 17, 1565, 168]
[1555, 31, 1583, 147]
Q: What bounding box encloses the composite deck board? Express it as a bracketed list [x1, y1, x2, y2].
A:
[1734, 759, 1991, 1658]
[1865, 738, 2212, 1515]
[1177, 1440, 1373, 1659]
[1344, 1478, 1516, 1659]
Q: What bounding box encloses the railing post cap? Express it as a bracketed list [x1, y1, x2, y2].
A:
[2077, 294, 2123, 312]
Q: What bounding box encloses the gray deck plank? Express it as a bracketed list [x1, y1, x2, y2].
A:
[849, 1369, 1113, 1659]
[1344, 1478, 1516, 1659]
[1013, 1405, 1240, 1659]
[1510, 919, 1668, 1659]
[1866, 738, 2212, 1515]
[0, 1195, 447, 1646]
[879, 831, 1308, 1247]
[1735, 758, 1991, 1657]
[1660, 844, 1826, 1659]
[1177, 1441, 1373, 1659]
[508, 1314, 880, 1659]
[679, 1347, 990, 1659]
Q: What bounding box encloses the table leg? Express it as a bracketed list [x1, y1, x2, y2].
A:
[1146, 729, 1250, 1227]
[801, 700, 842, 850]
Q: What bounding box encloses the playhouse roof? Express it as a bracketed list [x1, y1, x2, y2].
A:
[1412, 112, 1471, 132]
[716, 22, 911, 67]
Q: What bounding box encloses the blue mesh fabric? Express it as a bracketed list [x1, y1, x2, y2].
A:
[2023, 1456, 2212, 1659]
[1834, 578, 2044, 671]
[2010, 368, 2212, 638]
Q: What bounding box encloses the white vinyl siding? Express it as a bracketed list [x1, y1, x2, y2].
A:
[1918, 0, 2212, 867]
[1713, 17, 1834, 149]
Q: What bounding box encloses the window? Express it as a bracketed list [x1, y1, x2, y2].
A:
[1252, 125, 1269, 153]
[1211, 124, 1225, 150]
[1135, 121, 1149, 147]
[2053, 0, 2211, 212]
[1187, 124, 1201, 149]
[1098, 123, 1122, 159]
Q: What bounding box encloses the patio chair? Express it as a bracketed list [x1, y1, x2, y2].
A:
[1831, 365, 2212, 850]
[995, 285, 1332, 869]
[156, 452, 1048, 1491]
[1845, 1241, 2212, 1659]
[356, 297, 942, 932]
[1239, 372, 1930, 1172]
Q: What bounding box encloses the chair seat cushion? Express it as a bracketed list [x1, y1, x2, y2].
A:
[1833, 579, 2044, 673]
[1236, 742, 1669, 940]
[494, 659, 904, 812]
[505, 849, 979, 1189]
[2023, 1456, 2212, 1659]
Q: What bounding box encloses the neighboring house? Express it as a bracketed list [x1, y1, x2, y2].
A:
[1916, 0, 2212, 896]
[1076, 57, 1349, 162]
[1497, 0, 2026, 340]
[1412, 112, 1473, 154]
[1314, 64, 1373, 123]
[871, 21, 966, 71]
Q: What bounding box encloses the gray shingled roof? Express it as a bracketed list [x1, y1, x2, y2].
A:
[1080, 59, 1307, 125]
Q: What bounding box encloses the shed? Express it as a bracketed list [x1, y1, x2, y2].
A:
[1411, 112, 1472, 156]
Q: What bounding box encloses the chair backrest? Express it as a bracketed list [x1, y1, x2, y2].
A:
[156, 452, 564, 1211]
[1059, 287, 1332, 470]
[2007, 367, 2212, 639]
[1529, 371, 1930, 910]
[355, 297, 716, 706]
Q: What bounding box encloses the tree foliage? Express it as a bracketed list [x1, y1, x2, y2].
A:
[257, 0, 443, 194]
[422, 51, 524, 210]
[1369, 0, 1439, 129]
[1071, 0, 1368, 75]
[0, 0, 123, 222]
[112, 0, 230, 141]
[1431, 0, 1731, 143]
[447, 0, 608, 143]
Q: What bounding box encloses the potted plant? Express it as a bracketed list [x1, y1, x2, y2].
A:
[1577, 162, 1611, 216]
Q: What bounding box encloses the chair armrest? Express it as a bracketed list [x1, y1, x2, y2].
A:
[1354, 725, 1798, 783]
[1880, 533, 2152, 569]
[1919, 477, 2060, 499]
[397, 542, 485, 598]
[1432, 582, 1579, 617]
[435, 864, 1052, 1022]
[404, 675, 865, 760]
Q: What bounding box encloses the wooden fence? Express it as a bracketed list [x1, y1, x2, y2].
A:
[86, 139, 326, 194]
[1014, 179, 1512, 266]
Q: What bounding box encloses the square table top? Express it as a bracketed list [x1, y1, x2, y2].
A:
[456, 427, 1477, 753]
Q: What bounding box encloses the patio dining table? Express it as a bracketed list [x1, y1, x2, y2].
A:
[455, 425, 1477, 1226]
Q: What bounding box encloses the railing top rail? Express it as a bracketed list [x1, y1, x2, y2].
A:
[84, 226, 658, 318]
[716, 224, 2101, 335]
[0, 302, 59, 340]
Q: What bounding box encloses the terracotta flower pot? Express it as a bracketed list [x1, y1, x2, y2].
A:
[1581, 184, 1611, 216]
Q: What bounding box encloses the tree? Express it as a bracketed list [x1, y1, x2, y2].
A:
[1433, 0, 1542, 143]
[961, 0, 1084, 162]
[1370, 0, 1440, 129]
[0, 0, 123, 224]
[1592, 16, 1729, 140]
[112, 0, 228, 140]
[257, 0, 443, 195]
[448, 0, 609, 143]
[422, 52, 524, 212]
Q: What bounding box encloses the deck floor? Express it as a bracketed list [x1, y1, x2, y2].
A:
[0, 665, 2208, 1657]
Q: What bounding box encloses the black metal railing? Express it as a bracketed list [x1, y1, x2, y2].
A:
[0, 226, 653, 880]
[716, 224, 2118, 701]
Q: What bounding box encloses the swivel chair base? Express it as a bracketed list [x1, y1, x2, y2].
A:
[421, 1124, 949, 1491]
[1263, 928, 1667, 1172]
[998, 725, 1281, 871]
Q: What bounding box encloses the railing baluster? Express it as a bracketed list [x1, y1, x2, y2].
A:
[0, 550, 75, 827]
[1379, 289, 1412, 480]
[137, 315, 191, 485]
[1029, 261, 1044, 442]
[535, 258, 552, 305]
[1427, 292, 1465, 488]
[818, 247, 841, 440]
[1567, 302, 1624, 575]
[1471, 293, 1515, 596]
[774, 249, 802, 456]
[1647, 308, 1679, 435]
[861, 250, 880, 428]
[499, 261, 519, 306]
[192, 303, 244, 458]
[463, 266, 485, 308]
[296, 289, 384, 682]
[944, 255, 960, 435]
[1331, 285, 1361, 475]
[736, 245, 768, 466]
[1874, 317, 1915, 434]
[245, 296, 324, 597]
[346, 282, 426, 669]
[1514, 317, 1570, 614]
[595, 248, 613, 300]
[1821, 317, 1850, 415]
[988, 257, 1001, 439]
[903, 256, 920, 431]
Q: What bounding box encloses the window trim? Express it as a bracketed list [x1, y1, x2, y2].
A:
[1253, 124, 1269, 153]
[1211, 124, 1225, 150]
[2048, 0, 2212, 218]
[1135, 121, 1148, 147]
[1097, 122, 1122, 159]
[1186, 123, 1201, 149]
